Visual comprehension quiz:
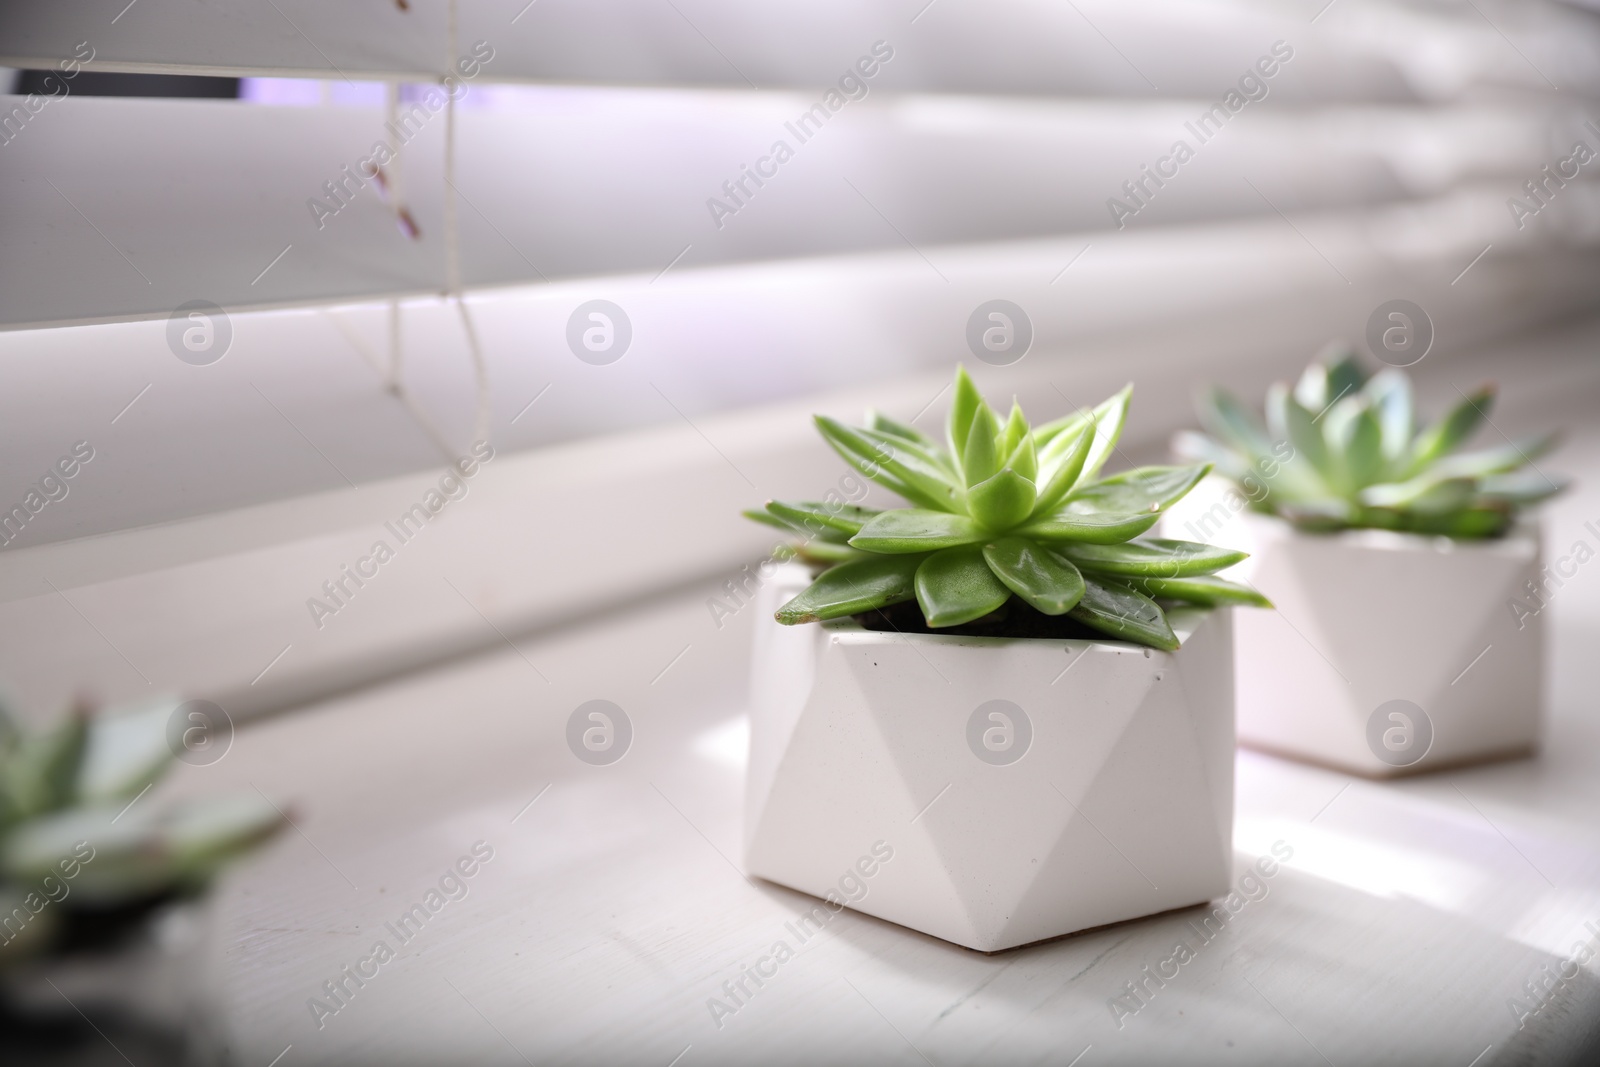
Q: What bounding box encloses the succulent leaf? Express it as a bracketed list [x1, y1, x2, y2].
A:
[800, 543, 876, 566]
[1277, 499, 1356, 529]
[1291, 345, 1364, 411]
[815, 416, 935, 506]
[160, 793, 291, 883]
[1, 804, 129, 883]
[815, 416, 962, 512]
[1001, 401, 1029, 456]
[1197, 386, 1275, 459]
[1323, 348, 1369, 405]
[7, 795, 285, 905]
[1019, 464, 1209, 544]
[1358, 475, 1477, 514]
[1477, 469, 1568, 506]
[1058, 538, 1247, 578]
[1069, 576, 1179, 651]
[981, 537, 1086, 615]
[850, 510, 985, 553]
[914, 545, 1012, 627]
[1030, 388, 1128, 476]
[0, 692, 20, 756]
[795, 541, 866, 564]
[1171, 429, 1255, 484]
[1063, 464, 1211, 518]
[961, 403, 1003, 488]
[1006, 433, 1039, 484]
[1433, 434, 1558, 479]
[866, 409, 937, 449]
[1399, 506, 1511, 538]
[1079, 385, 1132, 483]
[968, 469, 1037, 531]
[743, 507, 797, 534]
[1364, 369, 1414, 461]
[1031, 422, 1096, 517]
[1268, 383, 1335, 488]
[1017, 509, 1161, 545]
[1, 709, 88, 820]
[1334, 406, 1386, 492]
[764, 500, 880, 540]
[775, 554, 924, 623]
[76, 696, 182, 804]
[947, 365, 984, 460]
[1127, 574, 1272, 607]
[757, 507, 846, 543]
[1292, 360, 1330, 412]
[861, 428, 963, 485]
[1037, 413, 1090, 468]
[1402, 385, 1493, 477]
[1031, 410, 1083, 447]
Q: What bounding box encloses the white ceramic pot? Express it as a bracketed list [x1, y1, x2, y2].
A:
[1, 899, 226, 1065]
[743, 564, 1234, 953]
[1164, 478, 1545, 777]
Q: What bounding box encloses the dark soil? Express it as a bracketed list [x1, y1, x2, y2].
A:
[52, 892, 186, 954]
[854, 597, 1112, 641]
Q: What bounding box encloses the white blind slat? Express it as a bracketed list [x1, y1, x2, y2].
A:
[1, 92, 1592, 329]
[1, 0, 1594, 101]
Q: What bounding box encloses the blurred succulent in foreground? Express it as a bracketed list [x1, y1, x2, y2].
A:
[1176, 347, 1567, 539]
[0, 696, 284, 964]
[745, 367, 1269, 651]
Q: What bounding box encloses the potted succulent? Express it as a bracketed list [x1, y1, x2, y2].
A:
[741, 367, 1268, 952]
[0, 694, 285, 1063]
[1170, 348, 1567, 776]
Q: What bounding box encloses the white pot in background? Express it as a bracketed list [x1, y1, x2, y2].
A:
[1, 900, 227, 1066]
[1164, 478, 1545, 777]
[744, 564, 1234, 953]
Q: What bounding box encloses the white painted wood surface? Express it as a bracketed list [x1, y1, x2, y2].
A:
[131, 336, 1600, 1065]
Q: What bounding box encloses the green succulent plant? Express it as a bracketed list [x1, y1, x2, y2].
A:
[744, 367, 1269, 651]
[1175, 347, 1566, 538]
[0, 695, 285, 964]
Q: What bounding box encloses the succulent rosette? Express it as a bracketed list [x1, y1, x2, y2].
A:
[0, 696, 285, 962]
[745, 367, 1268, 651]
[1176, 348, 1567, 538]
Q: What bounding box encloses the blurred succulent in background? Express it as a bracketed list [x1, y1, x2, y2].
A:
[745, 366, 1269, 651]
[0, 695, 284, 965]
[1176, 348, 1567, 538]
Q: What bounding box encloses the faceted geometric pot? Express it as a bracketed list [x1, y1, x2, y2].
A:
[0, 899, 227, 1066]
[1165, 482, 1545, 777]
[744, 565, 1235, 953]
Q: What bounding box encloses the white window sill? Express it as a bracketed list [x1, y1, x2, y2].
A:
[150, 346, 1600, 1061]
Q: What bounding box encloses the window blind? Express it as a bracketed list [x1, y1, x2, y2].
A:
[0, 0, 1598, 720]
[0, 0, 1596, 537]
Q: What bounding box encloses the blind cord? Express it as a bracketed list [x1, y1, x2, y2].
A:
[323, 308, 463, 466]
[384, 81, 404, 395]
[340, 0, 491, 469]
[444, 0, 493, 452]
